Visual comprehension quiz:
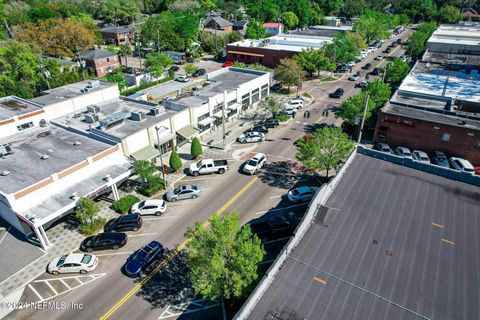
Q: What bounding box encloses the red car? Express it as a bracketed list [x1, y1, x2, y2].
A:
[222, 61, 233, 67]
[474, 166, 480, 176]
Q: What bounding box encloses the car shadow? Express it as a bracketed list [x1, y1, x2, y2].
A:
[258, 161, 313, 190]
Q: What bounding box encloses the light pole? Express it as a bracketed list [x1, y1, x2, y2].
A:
[357, 93, 369, 143]
[218, 95, 226, 150]
[155, 126, 167, 189]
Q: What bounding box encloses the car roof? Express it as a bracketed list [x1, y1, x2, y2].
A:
[451, 157, 473, 168]
[251, 153, 265, 160]
[413, 150, 428, 156]
[64, 253, 90, 264]
[144, 199, 164, 206]
[295, 186, 317, 193]
[397, 147, 410, 152]
[180, 184, 197, 190]
[119, 213, 140, 221]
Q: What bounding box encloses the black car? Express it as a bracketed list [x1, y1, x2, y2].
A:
[104, 213, 143, 232]
[186, 57, 195, 63]
[245, 125, 268, 134]
[337, 65, 349, 73]
[270, 83, 282, 91]
[193, 68, 206, 77]
[170, 66, 179, 72]
[262, 118, 279, 128]
[370, 68, 380, 76]
[80, 232, 127, 252]
[383, 47, 392, 53]
[329, 88, 344, 99]
[362, 63, 372, 70]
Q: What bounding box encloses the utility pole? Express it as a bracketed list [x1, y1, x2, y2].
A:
[155, 126, 167, 189]
[221, 93, 226, 150]
[157, 29, 160, 53]
[357, 93, 369, 143]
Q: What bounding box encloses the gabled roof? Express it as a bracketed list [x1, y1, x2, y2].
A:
[231, 20, 248, 27]
[203, 15, 233, 28]
[100, 25, 135, 34]
[80, 49, 117, 61]
[263, 22, 283, 28]
[461, 7, 478, 15]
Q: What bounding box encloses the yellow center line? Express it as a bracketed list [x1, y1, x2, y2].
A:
[100, 177, 259, 320]
[313, 276, 327, 285]
[432, 222, 444, 229]
[376, 43, 402, 68]
[441, 238, 455, 246]
[315, 116, 325, 124]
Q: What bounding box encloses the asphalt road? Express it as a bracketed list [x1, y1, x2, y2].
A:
[9, 28, 412, 320]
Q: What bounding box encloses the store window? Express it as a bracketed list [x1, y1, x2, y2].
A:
[197, 112, 210, 122]
[17, 122, 34, 132]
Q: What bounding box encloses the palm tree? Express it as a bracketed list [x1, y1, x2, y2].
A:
[118, 45, 132, 68]
[260, 96, 281, 117]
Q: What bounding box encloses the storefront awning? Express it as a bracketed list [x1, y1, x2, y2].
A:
[176, 124, 199, 140]
[227, 103, 242, 110]
[131, 145, 159, 161]
[228, 50, 264, 57]
[155, 129, 175, 145]
[213, 111, 224, 118]
[198, 117, 215, 126]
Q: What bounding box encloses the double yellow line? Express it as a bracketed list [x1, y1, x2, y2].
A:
[100, 176, 259, 320]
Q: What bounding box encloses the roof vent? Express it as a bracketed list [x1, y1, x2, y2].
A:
[41, 154, 50, 160]
[131, 111, 146, 121]
[39, 119, 48, 127]
[1, 170, 10, 176]
[0, 144, 13, 157]
[73, 140, 82, 146]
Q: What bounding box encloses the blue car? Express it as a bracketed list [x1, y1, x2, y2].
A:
[124, 241, 164, 277]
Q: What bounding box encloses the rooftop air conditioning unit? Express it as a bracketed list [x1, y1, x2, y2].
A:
[87, 105, 100, 114]
[84, 113, 99, 123]
[39, 119, 48, 127]
[87, 80, 100, 88]
[150, 107, 161, 116]
[131, 111, 146, 121]
[0, 144, 13, 157]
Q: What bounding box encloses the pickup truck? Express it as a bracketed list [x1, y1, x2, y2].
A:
[189, 159, 229, 176]
[250, 213, 298, 240]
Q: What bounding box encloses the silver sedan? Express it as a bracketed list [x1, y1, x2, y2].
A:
[165, 185, 201, 202]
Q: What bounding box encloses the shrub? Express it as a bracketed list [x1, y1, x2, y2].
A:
[138, 176, 164, 197]
[169, 150, 183, 172]
[78, 218, 107, 236]
[120, 75, 173, 96]
[190, 137, 203, 159]
[277, 114, 290, 122]
[112, 195, 140, 214]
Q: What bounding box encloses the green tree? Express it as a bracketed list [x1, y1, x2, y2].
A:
[404, 21, 437, 58]
[246, 0, 279, 22]
[282, 11, 299, 31]
[260, 96, 281, 116]
[185, 212, 265, 304]
[75, 197, 101, 225]
[245, 19, 266, 39]
[314, 0, 343, 15]
[88, 0, 140, 24]
[346, 32, 367, 50]
[337, 91, 375, 125]
[105, 72, 128, 91]
[437, 5, 463, 24]
[295, 48, 336, 77]
[295, 127, 354, 177]
[133, 160, 157, 183]
[185, 63, 198, 76]
[145, 53, 174, 78]
[341, 0, 365, 18]
[364, 79, 391, 108]
[190, 137, 203, 159]
[394, 0, 437, 21]
[325, 32, 359, 64]
[274, 58, 306, 92]
[385, 57, 411, 86]
[169, 150, 183, 171]
[118, 45, 132, 68]
[353, 10, 390, 43]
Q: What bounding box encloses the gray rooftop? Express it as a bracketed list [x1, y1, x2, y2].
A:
[80, 48, 117, 61]
[100, 25, 135, 34]
[53, 97, 175, 140]
[31, 80, 116, 106]
[248, 154, 480, 320]
[383, 102, 480, 129]
[0, 96, 43, 120]
[174, 69, 263, 107]
[203, 15, 233, 28]
[138, 79, 202, 100]
[0, 125, 114, 194]
[290, 27, 345, 38]
[422, 51, 480, 67]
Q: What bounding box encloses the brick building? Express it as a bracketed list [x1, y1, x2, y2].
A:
[100, 25, 136, 46]
[80, 48, 120, 77]
[226, 34, 331, 68]
[203, 15, 233, 32]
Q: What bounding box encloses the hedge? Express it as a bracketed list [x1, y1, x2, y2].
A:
[120, 75, 173, 96]
[112, 195, 140, 214]
[79, 218, 107, 236]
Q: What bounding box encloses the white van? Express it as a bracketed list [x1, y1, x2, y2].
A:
[286, 99, 304, 109]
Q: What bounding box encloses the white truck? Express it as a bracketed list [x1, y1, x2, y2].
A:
[189, 159, 229, 176]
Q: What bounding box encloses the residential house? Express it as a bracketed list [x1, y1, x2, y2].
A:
[80, 48, 120, 77]
[263, 22, 283, 36]
[100, 25, 136, 45]
[203, 15, 233, 32]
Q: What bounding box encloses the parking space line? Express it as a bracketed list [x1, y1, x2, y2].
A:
[59, 279, 71, 290]
[432, 222, 444, 229]
[262, 237, 291, 245]
[45, 280, 58, 295]
[441, 238, 455, 246]
[127, 232, 158, 237]
[181, 177, 217, 182]
[255, 203, 308, 215]
[269, 195, 283, 199]
[313, 276, 327, 285]
[142, 215, 179, 221]
[0, 226, 11, 246]
[27, 284, 44, 301]
[76, 277, 83, 285]
[95, 251, 133, 257]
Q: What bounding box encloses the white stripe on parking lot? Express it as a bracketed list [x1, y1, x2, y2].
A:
[28, 284, 44, 301]
[95, 251, 133, 257]
[269, 195, 283, 199]
[254, 203, 308, 215]
[127, 232, 158, 237]
[143, 215, 179, 221]
[44, 280, 58, 295]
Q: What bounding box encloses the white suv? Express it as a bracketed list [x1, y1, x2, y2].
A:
[243, 153, 267, 174]
[131, 199, 167, 216]
[287, 99, 304, 109]
[449, 157, 475, 174]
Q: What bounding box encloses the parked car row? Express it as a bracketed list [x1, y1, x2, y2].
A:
[374, 143, 478, 175]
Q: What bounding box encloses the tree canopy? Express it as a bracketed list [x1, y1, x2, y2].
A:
[282, 11, 299, 31]
[295, 48, 336, 77]
[273, 58, 306, 91]
[353, 10, 390, 43]
[295, 127, 354, 177]
[385, 57, 411, 86]
[436, 5, 463, 24]
[245, 19, 266, 39]
[325, 32, 359, 64]
[337, 91, 375, 125]
[145, 53, 174, 78]
[404, 21, 437, 58]
[185, 212, 265, 301]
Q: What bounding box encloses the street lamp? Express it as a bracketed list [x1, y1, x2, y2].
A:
[155, 126, 167, 189]
[77, 59, 86, 80]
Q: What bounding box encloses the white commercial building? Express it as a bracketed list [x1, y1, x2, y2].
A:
[426, 22, 480, 55]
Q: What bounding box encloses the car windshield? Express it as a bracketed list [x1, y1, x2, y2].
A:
[81, 254, 92, 264]
[464, 167, 474, 172]
[404, 152, 412, 157]
[132, 251, 148, 264]
[138, 201, 146, 209]
[247, 160, 258, 166]
[173, 187, 181, 194]
[292, 189, 299, 195]
[57, 255, 67, 267]
[421, 157, 429, 161]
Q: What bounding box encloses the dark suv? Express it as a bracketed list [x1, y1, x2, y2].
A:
[193, 68, 206, 77]
[262, 118, 279, 128]
[329, 88, 344, 99]
[104, 213, 143, 232]
[244, 125, 268, 134]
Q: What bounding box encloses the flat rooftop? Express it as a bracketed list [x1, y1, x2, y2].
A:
[0, 125, 114, 194]
[0, 96, 43, 120]
[248, 154, 480, 320]
[422, 51, 480, 66]
[138, 78, 203, 100]
[427, 23, 480, 46]
[174, 68, 265, 107]
[383, 102, 480, 129]
[229, 34, 331, 53]
[398, 71, 480, 103]
[31, 80, 116, 106]
[53, 98, 175, 139]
